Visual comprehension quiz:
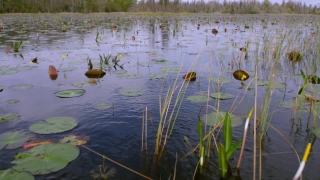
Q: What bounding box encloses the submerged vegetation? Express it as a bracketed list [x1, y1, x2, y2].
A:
[0, 12, 319, 180]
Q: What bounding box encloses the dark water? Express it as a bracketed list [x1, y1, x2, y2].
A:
[0, 14, 320, 180]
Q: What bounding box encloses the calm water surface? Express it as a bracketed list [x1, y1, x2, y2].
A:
[0, 14, 320, 180]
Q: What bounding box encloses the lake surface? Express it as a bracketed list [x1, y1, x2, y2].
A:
[0, 13, 320, 180]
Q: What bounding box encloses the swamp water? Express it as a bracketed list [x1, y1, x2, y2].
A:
[0, 14, 320, 180]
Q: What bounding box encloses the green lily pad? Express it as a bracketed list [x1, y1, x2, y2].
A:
[94, 103, 112, 110]
[313, 128, 320, 139]
[267, 81, 286, 89]
[138, 62, 154, 67]
[0, 65, 9, 69]
[0, 69, 18, 75]
[7, 99, 19, 104]
[210, 93, 233, 100]
[12, 66, 35, 72]
[0, 86, 3, 92]
[29, 116, 78, 134]
[72, 81, 95, 88]
[210, 77, 233, 84]
[0, 168, 34, 180]
[151, 59, 177, 65]
[69, 60, 87, 65]
[148, 74, 166, 79]
[160, 67, 182, 73]
[304, 84, 320, 93]
[201, 111, 243, 127]
[58, 67, 77, 72]
[113, 70, 127, 74]
[277, 100, 307, 112]
[9, 84, 33, 90]
[54, 89, 86, 98]
[187, 95, 211, 102]
[0, 130, 34, 150]
[117, 73, 142, 79]
[120, 89, 144, 97]
[0, 113, 19, 123]
[12, 143, 79, 175]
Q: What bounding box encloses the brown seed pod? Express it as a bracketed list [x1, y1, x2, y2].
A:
[233, 70, 250, 81]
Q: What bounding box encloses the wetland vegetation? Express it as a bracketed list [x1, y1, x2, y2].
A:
[0, 2, 320, 180]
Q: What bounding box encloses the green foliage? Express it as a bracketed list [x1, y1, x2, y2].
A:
[217, 112, 242, 178]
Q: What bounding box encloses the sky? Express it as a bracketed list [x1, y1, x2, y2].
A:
[183, 0, 319, 6]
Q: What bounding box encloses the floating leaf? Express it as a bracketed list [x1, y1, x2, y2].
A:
[313, 128, 320, 139]
[23, 141, 53, 149]
[277, 100, 307, 112]
[7, 99, 19, 104]
[210, 77, 233, 84]
[72, 81, 95, 88]
[0, 168, 34, 180]
[117, 73, 142, 79]
[0, 130, 34, 150]
[0, 69, 18, 75]
[120, 89, 144, 97]
[9, 84, 33, 90]
[58, 67, 77, 72]
[160, 67, 182, 73]
[59, 135, 89, 146]
[54, 89, 86, 98]
[201, 111, 243, 127]
[113, 70, 127, 74]
[151, 59, 177, 65]
[0, 113, 19, 123]
[12, 143, 79, 175]
[148, 74, 166, 79]
[210, 93, 233, 100]
[29, 116, 78, 134]
[48, 65, 58, 80]
[187, 95, 211, 102]
[94, 103, 112, 110]
[0, 86, 3, 92]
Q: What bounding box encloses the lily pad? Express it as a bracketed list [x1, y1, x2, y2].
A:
[187, 95, 211, 102]
[29, 116, 78, 134]
[201, 111, 243, 127]
[7, 99, 19, 104]
[10, 84, 33, 90]
[313, 128, 320, 139]
[160, 67, 182, 73]
[277, 100, 307, 112]
[0, 130, 34, 150]
[210, 93, 233, 100]
[113, 70, 127, 74]
[0, 113, 19, 123]
[120, 89, 144, 97]
[151, 59, 177, 65]
[12, 143, 79, 175]
[94, 103, 112, 110]
[58, 67, 77, 72]
[54, 89, 86, 98]
[148, 74, 166, 79]
[210, 77, 233, 84]
[117, 73, 142, 79]
[72, 81, 95, 88]
[0, 168, 34, 180]
[0, 68, 18, 75]
[59, 135, 89, 146]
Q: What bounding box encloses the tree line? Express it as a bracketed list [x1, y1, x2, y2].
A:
[0, 0, 319, 14]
